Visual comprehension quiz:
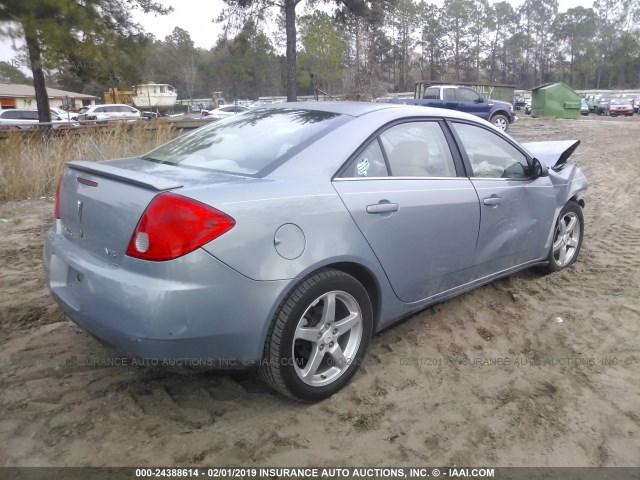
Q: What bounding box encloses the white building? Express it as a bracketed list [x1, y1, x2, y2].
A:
[0, 83, 96, 110]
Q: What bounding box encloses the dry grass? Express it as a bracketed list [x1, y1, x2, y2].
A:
[0, 122, 177, 202]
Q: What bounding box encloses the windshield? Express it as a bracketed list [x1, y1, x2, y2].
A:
[142, 107, 347, 176]
[610, 98, 631, 105]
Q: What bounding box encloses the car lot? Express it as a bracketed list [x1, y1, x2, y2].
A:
[0, 115, 639, 466]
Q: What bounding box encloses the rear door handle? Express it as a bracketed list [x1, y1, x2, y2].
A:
[483, 195, 502, 206]
[366, 202, 399, 214]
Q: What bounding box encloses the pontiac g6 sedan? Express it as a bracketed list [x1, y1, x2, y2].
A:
[44, 102, 587, 401]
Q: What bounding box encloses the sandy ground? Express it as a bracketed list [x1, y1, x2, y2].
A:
[1, 115, 639, 468]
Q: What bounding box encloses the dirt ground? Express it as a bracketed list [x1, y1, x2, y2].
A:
[1, 115, 639, 468]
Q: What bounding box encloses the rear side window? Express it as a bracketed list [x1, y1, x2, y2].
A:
[143, 108, 347, 176]
[424, 87, 440, 99]
[443, 88, 456, 101]
[340, 122, 457, 179]
[1, 110, 21, 119]
[380, 122, 456, 177]
[342, 141, 388, 178]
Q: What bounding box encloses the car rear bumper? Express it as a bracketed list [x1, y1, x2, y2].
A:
[44, 227, 292, 366]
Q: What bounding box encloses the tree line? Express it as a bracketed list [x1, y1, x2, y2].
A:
[1, 0, 640, 120]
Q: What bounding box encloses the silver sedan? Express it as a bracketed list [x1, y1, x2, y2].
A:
[44, 102, 587, 401]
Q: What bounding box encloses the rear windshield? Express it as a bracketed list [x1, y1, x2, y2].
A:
[142, 107, 347, 176]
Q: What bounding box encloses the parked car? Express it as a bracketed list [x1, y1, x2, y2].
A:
[607, 98, 634, 117]
[50, 107, 78, 121]
[0, 108, 77, 128]
[201, 105, 250, 119]
[140, 111, 160, 120]
[595, 95, 614, 115]
[513, 95, 526, 110]
[580, 98, 589, 116]
[44, 102, 587, 401]
[76, 104, 141, 122]
[584, 95, 598, 113]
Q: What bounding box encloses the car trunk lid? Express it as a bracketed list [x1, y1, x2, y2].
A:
[59, 158, 246, 265]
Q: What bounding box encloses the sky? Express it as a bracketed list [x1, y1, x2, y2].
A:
[1, 0, 595, 77]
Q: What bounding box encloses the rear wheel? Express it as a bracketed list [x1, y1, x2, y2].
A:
[491, 113, 509, 131]
[545, 201, 584, 273]
[259, 269, 373, 401]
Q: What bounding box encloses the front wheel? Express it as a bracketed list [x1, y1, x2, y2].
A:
[259, 269, 373, 401]
[491, 113, 509, 131]
[545, 201, 584, 273]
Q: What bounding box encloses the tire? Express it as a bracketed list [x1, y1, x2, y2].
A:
[545, 201, 584, 273]
[491, 113, 509, 131]
[259, 269, 373, 401]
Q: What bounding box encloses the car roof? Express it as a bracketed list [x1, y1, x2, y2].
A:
[90, 104, 133, 108]
[252, 101, 493, 124]
[256, 101, 399, 117]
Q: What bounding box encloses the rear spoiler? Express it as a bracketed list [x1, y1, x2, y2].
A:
[67, 160, 183, 191]
[521, 140, 580, 171]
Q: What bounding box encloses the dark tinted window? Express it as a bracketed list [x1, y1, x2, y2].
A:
[143, 108, 347, 176]
[443, 88, 456, 101]
[22, 111, 38, 120]
[424, 87, 440, 99]
[458, 88, 480, 102]
[1, 110, 21, 119]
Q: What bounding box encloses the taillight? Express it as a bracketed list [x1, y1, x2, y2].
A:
[54, 176, 62, 219]
[126, 192, 235, 261]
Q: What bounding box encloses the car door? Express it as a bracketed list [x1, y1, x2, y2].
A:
[449, 121, 557, 278]
[333, 120, 481, 303]
[442, 87, 459, 111]
[457, 87, 489, 120]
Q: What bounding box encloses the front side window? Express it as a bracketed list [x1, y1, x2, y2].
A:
[458, 88, 481, 102]
[452, 122, 530, 178]
[379, 122, 456, 177]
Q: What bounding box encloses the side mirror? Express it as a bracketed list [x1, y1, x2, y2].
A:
[475, 98, 484, 104]
[532, 158, 549, 178]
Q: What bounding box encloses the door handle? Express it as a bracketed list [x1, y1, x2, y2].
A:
[483, 195, 502, 206]
[366, 202, 399, 214]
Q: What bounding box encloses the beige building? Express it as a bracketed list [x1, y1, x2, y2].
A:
[0, 83, 97, 110]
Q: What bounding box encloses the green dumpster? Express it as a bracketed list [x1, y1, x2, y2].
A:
[531, 82, 582, 119]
